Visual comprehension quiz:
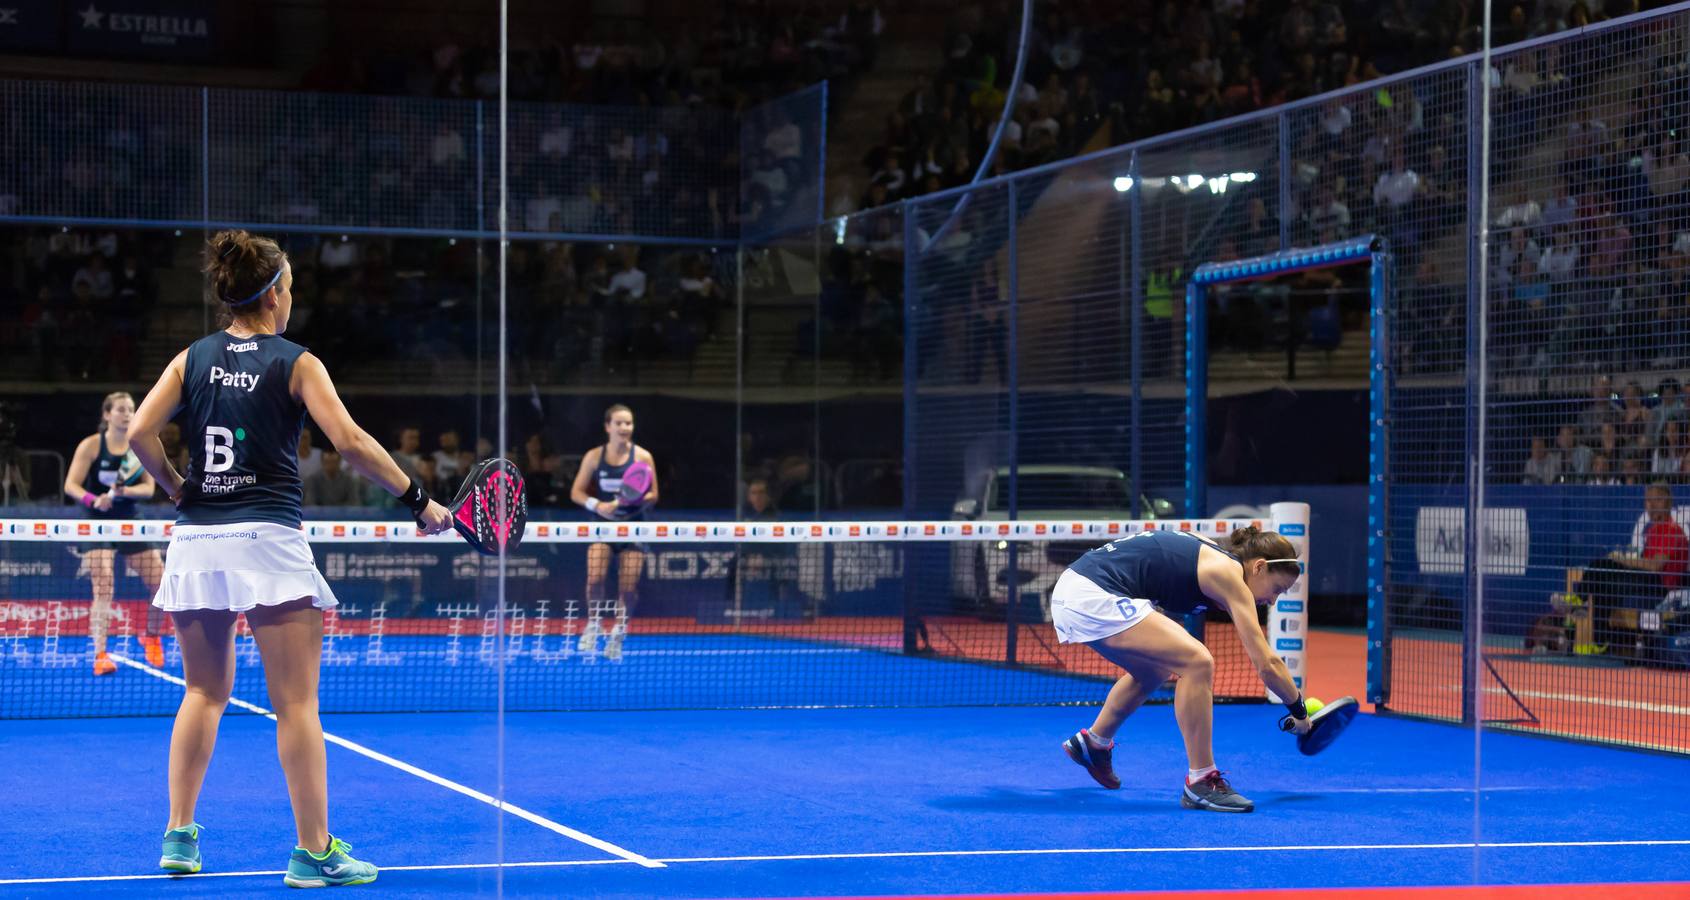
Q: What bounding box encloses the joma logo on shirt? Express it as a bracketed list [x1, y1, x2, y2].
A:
[226, 341, 258, 352]
[208, 366, 260, 391]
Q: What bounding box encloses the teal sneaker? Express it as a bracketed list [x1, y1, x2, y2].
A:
[284, 836, 377, 888]
[159, 823, 202, 874]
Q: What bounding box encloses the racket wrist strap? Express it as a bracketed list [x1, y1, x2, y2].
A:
[1284, 696, 1308, 720]
[399, 477, 431, 518]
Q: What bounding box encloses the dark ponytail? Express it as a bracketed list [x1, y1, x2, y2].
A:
[1225, 525, 1300, 577]
[203, 229, 286, 326]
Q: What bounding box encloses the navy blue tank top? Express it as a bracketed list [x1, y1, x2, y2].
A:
[177, 331, 308, 528]
[1068, 530, 1241, 615]
[82, 432, 141, 519]
[593, 443, 645, 520]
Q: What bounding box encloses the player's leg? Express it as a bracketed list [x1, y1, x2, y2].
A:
[1062, 644, 1164, 790]
[581, 542, 611, 651]
[246, 599, 330, 852]
[87, 548, 117, 673]
[1092, 611, 1215, 769]
[248, 598, 377, 887]
[1082, 641, 1168, 743]
[1093, 611, 1248, 811]
[166, 608, 238, 831]
[605, 548, 643, 660]
[133, 548, 167, 666]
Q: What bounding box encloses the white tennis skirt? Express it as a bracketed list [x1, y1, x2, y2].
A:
[152, 522, 338, 613]
[1049, 568, 1155, 644]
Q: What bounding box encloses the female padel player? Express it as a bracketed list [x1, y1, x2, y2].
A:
[128, 229, 451, 885]
[64, 391, 168, 674]
[569, 403, 658, 661]
[1053, 526, 1312, 813]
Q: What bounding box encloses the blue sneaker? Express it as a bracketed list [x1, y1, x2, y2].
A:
[159, 823, 202, 874]
[284, 836, 377, 888]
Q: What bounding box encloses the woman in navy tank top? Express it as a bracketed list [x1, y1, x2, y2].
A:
[1051, 526, 1311, 813]
[127, 230, 452, 886]
[62, 390, 167, 674]
[568, 403, 659, 661]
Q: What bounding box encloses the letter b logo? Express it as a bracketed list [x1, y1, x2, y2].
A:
[204, 426, 236, 473]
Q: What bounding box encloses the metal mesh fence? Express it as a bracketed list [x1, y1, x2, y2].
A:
[1475, 16, 1690, 752]
[740, 83, 828, 241]
[2, 78, 743, 241]
[0, 80, 202, 225]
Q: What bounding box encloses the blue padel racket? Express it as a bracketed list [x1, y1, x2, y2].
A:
[1278, 696, 1360, 756]
[448, 458, 527, 555]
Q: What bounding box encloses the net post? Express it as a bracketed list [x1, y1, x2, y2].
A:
[1367, 249, 1391, 707]
[1184, 281, 1208, 518]
[1267, 502, 1312, 702]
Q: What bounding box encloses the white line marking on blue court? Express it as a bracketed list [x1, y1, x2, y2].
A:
[7, 838, 1690, 885]
[109, 653, 664, 869]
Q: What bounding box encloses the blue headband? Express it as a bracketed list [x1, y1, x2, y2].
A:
[230, 267, 282, 305]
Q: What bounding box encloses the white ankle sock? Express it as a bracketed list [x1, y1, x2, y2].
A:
[1187, 765, 1217, 783]
[1084, 729, 1113, 749]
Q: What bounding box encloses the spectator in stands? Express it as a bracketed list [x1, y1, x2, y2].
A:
[1580, 481, 1689, 653]
[303, 450, 364, 506]
[1654, 378, 1686, 442]
[434, 429, 468, 484]
[72, 254, 114, 302]
[1555, 424, 1591, 482]
[1619, 380, 1650, 440]
[774, 454, 819, 515]
[521, 433, 562, 506]
[1653, 423, 1683, 477]
[745, 477, 778, 521]
[297, 429, 324, 482]
[1523, 436, 1560, 484]
[415, 454, 449, 500]
[608, 253, 648, 300]
[390, 427, 422, 478]
[1579, 374, 1618, 440]
[1588, 452, 1620, 485]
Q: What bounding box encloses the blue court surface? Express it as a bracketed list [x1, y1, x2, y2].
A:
[3, 695, 1689, 898]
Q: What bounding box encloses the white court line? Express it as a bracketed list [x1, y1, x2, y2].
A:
[7, 838, 1690, 886]
[0, 859, 632, 886]
[1472, 685, 1690, 717]
[108, 653, 663, 869]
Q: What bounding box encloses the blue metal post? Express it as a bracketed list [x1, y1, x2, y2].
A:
[1128, 151, 1144, 515]
[901, 204, 920, 654]
[902, 206, 918, 519]
[1367, 251, 1391, 705]
[1006, 181, 1021, 665]
[1185, 281, 1207, 517]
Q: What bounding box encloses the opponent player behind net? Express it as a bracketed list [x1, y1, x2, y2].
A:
[568, 403, 657, 661]
[1053, 526, 1311, 813]
[63, 391, 168, 674]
